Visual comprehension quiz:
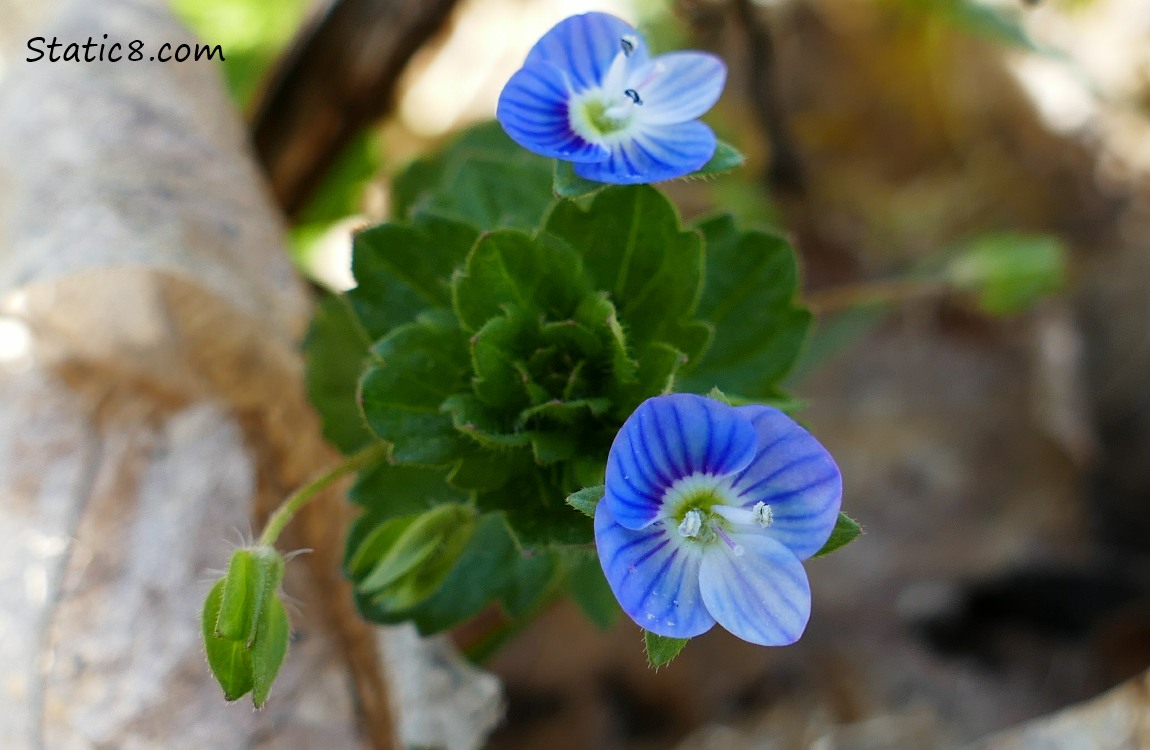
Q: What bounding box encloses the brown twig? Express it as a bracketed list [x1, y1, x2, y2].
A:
[250, 0, 462, 218]
[730, 0, 805, 193]
[804, 279, 949, 316]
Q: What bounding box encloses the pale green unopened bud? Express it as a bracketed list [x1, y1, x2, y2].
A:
[352, 503, 477, 611]
[214, 545, 284, 646]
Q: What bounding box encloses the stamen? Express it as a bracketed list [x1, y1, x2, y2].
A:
[753, 501, 774, 527]
[714, 525, 744, 556]
[624, 88, 643, 105]
[620, 35, 638, 57]
[678, 509, 703, 539]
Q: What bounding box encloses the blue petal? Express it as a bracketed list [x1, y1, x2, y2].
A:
[729, 406, 842, 560]
[595, 501, 714, 638]
[497, 62, 610, 162]
[573, 120, 716, 184]
[605, 394, 757, 529]
[629, 52, 726, 126]
[524, 13, 648, 92]
[699, 532, 811, 646]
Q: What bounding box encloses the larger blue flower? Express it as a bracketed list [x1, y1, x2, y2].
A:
[595, 394, 842, 645]
[497, 13, 726, 184]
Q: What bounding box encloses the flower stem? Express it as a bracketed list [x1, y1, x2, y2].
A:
[804, 279, 948, 316]
[258, 441, 389, 548]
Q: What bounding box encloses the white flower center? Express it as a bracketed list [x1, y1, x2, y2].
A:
[665, 473, 773, 557]
[567, 39, 666, 145]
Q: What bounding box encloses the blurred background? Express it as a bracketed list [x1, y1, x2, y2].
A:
[4, 0, 1150, 747]
[157, 0, 1150, 745]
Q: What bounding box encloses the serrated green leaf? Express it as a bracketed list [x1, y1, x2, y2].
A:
[442, 393, 532, 451]
[305, 295, 375, 454]
[566, 551, 619, 629]
[575, 292, 636, 384]
[251, 596, 289, 708]
[394, 121, 555, 230]
[358, 310, 469, 465]
[353, 214, 479, 311]
[565, 485, 604, 518]
[644, 631, 688, 668]
[446, 446, 525, 492]
[452, 230, 587, 332]
[202, 580, 254, 702]
[545, 186, 704, 349]
[611, 341, 687, 417]
[681, 215, 811, 397]
[478, 473, 593, 549]
[812, 512, 861, 558]
[471, 313, 533, 410]
[529, 429, 578, 464]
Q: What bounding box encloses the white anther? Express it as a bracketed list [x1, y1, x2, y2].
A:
[752, 501, 774, 528]
[678, 509, 703, 538]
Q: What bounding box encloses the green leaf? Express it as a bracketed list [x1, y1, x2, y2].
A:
[451, 230, 587, 332]
[478, 471, 594, 550]
[251, 596, 289, 708]
[812, 512, 862, 558]
[946, 232, 1066, 315]
[545, 186, 704, 350]
[349, 216, 478, 340]
[202, 580, 254, 702]
[393, 121, 555, 230]
[305, 295, 375, 454]
[575, 292, 637, 384]
[610, 341, 687, 417]
[680, 215, 811, 398]
[644, 631, 688, 668]
[565, 485, 604, 518]
[358, 310, 469, 465]
[566, 551, 619, 629]
[471, 313, 533, 410]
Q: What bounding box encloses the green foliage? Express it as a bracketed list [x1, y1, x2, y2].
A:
[202, 547, 290, 707]
[813, 512, 863, 558]
[305, 121, 815, 644]
[680, 215, 811, 399]
[946, 232, 1067, 315]
[644, 630, 689, 668]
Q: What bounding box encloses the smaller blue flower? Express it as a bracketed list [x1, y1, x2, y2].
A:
[595, 394, 842, 645]
[497, 13, 726, 184]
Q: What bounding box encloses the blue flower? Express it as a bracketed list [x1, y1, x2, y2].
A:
[595, 394, 842, 645]
[497, 13, 726, 184]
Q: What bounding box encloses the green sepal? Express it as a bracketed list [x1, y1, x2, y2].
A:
[552, 140, 744, 199]
[251, 596, 289, 708]
[214, 546, 284, 646]
[812, 512, 862, 558]
[202, 579, 254, 702]
[644, 630, 688, 669]
[565, 485, 604, 518]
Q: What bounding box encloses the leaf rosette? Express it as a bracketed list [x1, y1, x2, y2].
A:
[305, 123, 812, 640]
